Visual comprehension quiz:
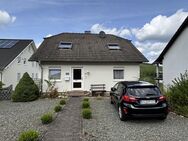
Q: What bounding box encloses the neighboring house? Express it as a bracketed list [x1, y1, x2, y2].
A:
[29, 31, 148, 92]
[0, 39, 41, 89]
[154, 16, 188, 88]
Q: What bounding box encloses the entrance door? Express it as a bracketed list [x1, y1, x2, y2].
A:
[72, 68, 83, 90]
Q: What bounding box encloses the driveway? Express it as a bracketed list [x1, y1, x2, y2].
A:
[83, 97, 188, 141]
[0, 99, 59, 141]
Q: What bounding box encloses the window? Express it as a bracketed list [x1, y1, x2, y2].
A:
[23, 58, 27, 64]
[108, 43, 120, 50]
[36, 73, 38, 79]
[58, 41, 72, 49]
[32, 73, 34, 79]
[32, 62, 34, 67]
[17, 57, 21, 63]
[113, 69, 124, 79]
[49, 68, 61, 80]
[17, 73, 21, 81]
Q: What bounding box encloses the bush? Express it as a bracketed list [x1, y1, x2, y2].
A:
[41, 113, 53, 124]
[82, 101, 90, 108]
[54, 105, 62, 112]
[166, 72, 188, 116]
[60, 99, 66, 105]
[83, 98, 89, 102]
[18, 130, 39, 141]
[82, 108, 92, 119]
[12, 72, 39, 102]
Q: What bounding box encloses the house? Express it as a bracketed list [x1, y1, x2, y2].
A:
[154, 16, 188, 88]
[0, 39, 41, 89]
[29, 31, 148, 92]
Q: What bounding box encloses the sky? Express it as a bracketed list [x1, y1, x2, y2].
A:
[0, 0, 188, 62]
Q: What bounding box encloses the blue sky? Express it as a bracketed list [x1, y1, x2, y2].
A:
[0, 0, 188, 62]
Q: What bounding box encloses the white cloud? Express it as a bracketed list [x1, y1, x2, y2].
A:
[90, 23, 131, 38]
[132, 9, 188, 42]
[134, 41, 167, 62]
[0, 10, 16, 27]
[46, 34, 52, 37]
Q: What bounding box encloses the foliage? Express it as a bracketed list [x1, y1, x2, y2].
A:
[96, 95, 103, 100]
[166, 71, 188, 117]
[82, 108, 92, 119]
[139, 63, 161, 84]
[54, 105, 62, 112]
[83, 98, 89, 102]
[18, 130, 39, 141]
[44, 80, 59, 98]
[82, 101, 90, 108]
[40, 113, 53, 124]
[59, 99, 66, 105]
[0, 81, 4, 89]
[12, 72, 39, 102]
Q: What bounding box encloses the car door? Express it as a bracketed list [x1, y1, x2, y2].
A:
[110, 83, 119, 104]
[114, 83, 124, 106]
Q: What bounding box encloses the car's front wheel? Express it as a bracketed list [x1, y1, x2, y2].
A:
[110, 96, 113, 104]
[118, 106, 127, 121]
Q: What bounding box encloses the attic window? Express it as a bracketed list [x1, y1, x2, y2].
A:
[58, 41, 72, 49]
[108, 43, 120, 50]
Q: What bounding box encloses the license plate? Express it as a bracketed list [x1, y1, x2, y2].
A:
[140, 100, 156, 105]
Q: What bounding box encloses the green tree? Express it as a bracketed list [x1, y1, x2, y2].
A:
[12, 72, 39, 102]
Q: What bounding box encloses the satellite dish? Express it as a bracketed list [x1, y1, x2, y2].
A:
[99, 31, 106, 38]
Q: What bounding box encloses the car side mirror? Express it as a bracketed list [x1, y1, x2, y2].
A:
[111, 87, 116, 91]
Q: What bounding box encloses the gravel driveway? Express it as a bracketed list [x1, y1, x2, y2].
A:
[83, 97, 188, 141]
[0, 99, 59, 141]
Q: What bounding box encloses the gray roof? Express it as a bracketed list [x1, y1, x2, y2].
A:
[29, 32, 148, 63]
[0, 39, 33, 71]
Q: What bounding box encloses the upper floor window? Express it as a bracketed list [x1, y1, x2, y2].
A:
[108, 43, 120, 50]
[58, 41, 72, 49]
[49, 68, 61, 80]
[23, 58, 27, 64]
[17, 57, 21, 64]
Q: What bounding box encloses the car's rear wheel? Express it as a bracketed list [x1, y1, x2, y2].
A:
[118, 106, 127, 121]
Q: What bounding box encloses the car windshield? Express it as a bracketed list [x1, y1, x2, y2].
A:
[127, 87, 161, 97]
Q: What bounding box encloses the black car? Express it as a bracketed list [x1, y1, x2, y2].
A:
[110, 81, 169, 121]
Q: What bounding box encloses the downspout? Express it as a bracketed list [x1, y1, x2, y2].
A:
[156, 63, 160, 87]
[39, 61, 43, 93]
[0, 71, 2, 82]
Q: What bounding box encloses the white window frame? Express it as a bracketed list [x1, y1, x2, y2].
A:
[49, 68, 61, 80]
[113, 69, 124, 80]
[17, 73, 21, 81]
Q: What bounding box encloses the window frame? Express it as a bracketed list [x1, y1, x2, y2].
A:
[58, 41, 72, 49]
[113, 69, 124, 80]
[48, 68, 61, 80]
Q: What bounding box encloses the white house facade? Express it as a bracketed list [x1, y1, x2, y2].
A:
[30, 31, 148, 92]
[0, 39, 41, 89]
[154, 16, 188, 88]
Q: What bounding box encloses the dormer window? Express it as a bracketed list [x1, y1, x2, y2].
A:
[108, 43, 120, 50]
[58, 41, 72, 49]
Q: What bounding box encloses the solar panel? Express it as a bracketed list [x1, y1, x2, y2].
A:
[0, 40, 18, 49]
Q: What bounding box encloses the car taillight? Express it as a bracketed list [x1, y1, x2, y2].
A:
[159, 95, 166, 101]
[122, 95, 137, 103]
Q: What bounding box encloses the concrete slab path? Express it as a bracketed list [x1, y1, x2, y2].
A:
[42, 97, 82, 141]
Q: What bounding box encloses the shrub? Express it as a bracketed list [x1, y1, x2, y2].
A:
[41, 113, 53, 124]
[60, 99, 66, 105]
[12, 72, 39, 102]
[44, 80, 59, 98]
[83, 98, 89, 102]
[166, 72, 188, 116]
[82, 101, 90, 108]
[54, 105, 62, 112]
[82, 108, 92, 119]
[96, 96, 102, 100]
[18, 130, 39, 141]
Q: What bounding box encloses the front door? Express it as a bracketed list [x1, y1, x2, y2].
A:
[72, 68, 83, 90]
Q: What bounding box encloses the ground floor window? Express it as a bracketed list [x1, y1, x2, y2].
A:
[113, 69, 124, 79]
[49, 68, 61, 80]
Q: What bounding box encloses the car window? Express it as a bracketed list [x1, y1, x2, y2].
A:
[127, 87, 161, 97]
[117, 83, 125, 95]
[113, 83, 119, 90]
